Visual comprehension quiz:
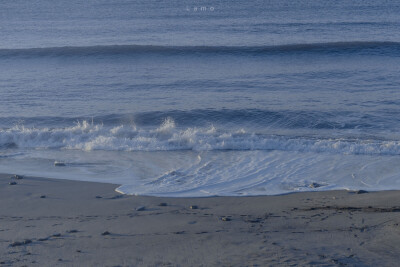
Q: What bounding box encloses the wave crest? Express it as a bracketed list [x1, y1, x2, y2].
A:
[1, 119, 400, 155]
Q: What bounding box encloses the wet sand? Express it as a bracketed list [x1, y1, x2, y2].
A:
[0, 173, 399, 266]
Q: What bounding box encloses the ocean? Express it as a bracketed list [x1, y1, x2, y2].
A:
[1, 0, 400, 196]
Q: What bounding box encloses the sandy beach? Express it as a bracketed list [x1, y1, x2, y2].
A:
[0, 173, 399, 266]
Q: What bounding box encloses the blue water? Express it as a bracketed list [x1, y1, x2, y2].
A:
[1, 0, 400, 196]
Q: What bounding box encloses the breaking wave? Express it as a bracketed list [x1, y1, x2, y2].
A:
[1, 118, 400, 155]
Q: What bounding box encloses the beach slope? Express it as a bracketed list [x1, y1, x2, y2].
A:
[0, 173, 399, 266]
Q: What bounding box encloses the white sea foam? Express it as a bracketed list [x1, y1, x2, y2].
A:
[1, 119, 400, 156]
[115, 150, 400, 196]
[2, 147, 400, 197]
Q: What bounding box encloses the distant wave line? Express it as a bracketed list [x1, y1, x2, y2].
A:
[0, 108, 392, 130]
[1, 41, 399, 57]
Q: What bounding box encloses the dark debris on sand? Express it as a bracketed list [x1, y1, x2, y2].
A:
[9, 239, 32, 247]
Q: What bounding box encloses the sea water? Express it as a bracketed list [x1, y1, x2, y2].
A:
[1, 0, 400, 196]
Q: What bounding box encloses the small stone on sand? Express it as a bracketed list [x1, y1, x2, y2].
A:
[190, 205, 198, 210]
[10, 239, 32, 247]
[158, 202, 167, 206]
[309, 182, 322, 188]
[10, 241, 22, 247]
[174, 231, 185, 234]
[95, 196, 103, 199]
[221, 217, 231, 221]
[54, 161, 66, 166]
[40, 195, 46, 198]
[136, 206, 145, 211]
[356, 190, 369, 194]
[9, 181, 17, 185]
[13, 174, 24, 179]
[101, 231, 111, 236]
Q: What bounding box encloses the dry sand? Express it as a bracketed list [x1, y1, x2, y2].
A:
[0, 173, 399, 266]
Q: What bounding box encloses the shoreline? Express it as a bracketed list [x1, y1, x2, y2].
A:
[1, 173, 399, 266]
